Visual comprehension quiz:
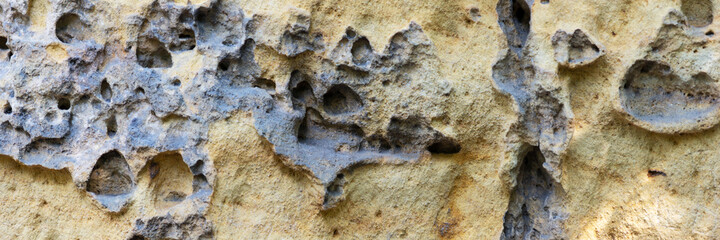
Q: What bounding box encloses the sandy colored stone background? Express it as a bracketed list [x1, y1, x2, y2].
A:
[1, 0, 720, 239]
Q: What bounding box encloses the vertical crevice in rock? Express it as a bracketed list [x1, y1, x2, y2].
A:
[497, 0, 532, 55]
[501, 147, 566, 240]
[493, 0, 572, 181]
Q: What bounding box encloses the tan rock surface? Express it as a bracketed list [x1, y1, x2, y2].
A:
[1, 0, 719, 239]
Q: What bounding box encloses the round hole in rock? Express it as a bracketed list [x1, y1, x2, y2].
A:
[218, 58, 231, 71]
[134, 87, 145, 96]
[55, 13, 84, 43]
[323, 84, 363, 114]
[87, 150, 134, 195]
[682, 0, 714, 27]
[57, 98, 71, 110]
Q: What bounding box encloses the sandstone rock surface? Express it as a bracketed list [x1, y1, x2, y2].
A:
[1, 0, 720, 239]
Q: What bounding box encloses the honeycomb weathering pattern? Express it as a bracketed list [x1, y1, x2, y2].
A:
[2, 0, 720, 238]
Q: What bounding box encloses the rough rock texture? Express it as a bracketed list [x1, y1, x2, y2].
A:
[2, 0, 720, 239]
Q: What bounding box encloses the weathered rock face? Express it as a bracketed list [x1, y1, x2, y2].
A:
[2, 0, 720, 239]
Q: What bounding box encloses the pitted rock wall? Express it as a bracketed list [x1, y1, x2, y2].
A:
[2, 0, 720, 239]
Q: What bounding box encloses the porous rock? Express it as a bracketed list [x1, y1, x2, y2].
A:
[2, 0, 720, 239]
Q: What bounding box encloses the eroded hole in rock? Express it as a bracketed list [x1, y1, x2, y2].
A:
[648, 169, 667, 177]
[137, 37, 173, 68]
[323, 173, 347, 209]
[290, 71, 316, 106]
[297, 109, 364, 152]
[2, 101, 11, 114]
[619, 60, 720, 132]
[323, 84, 363, 115]
[57, 97, 71, 110]
[427, 137, 462, 154]
[0, 36, 8, 49]
[467, 7, 482, 22]
[135, 87, 146, 96]
[195, 2, 243, 48]
[100, 79, 112, 102]
[215, 39, 259, 84]
[541, 0, 549, 4]
[497, 0, 531, 53]
[105, 115, 117, 137]
[552, 29, 605, 68]
[387, 115, 456, 153]
[87, 150, 134, 195]
[56, 13, 85, 43]
[193, 175, 210, 193]
[252, 78, 276, 94]
[346, 29, 356, 39]
[171, 28, 196, 51]
[501, 147, 565, 240]
[218, 58, 231, 71]
[706, 30, 714, 37]
[681, 0, 713, 27]
[351, 37, 373, 66]
[146, 152, 193, 208]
